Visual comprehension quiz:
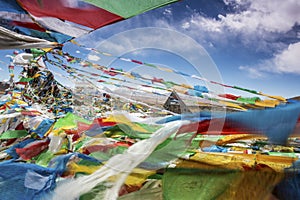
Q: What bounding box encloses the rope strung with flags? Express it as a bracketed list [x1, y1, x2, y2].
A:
[44, 49, 284, 111]
[68, 41, 286, 102]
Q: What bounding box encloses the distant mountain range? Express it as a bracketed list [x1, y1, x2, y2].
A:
[290, 96, 300, 101]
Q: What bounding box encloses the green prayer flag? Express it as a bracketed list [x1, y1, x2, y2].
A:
[54, 112, 91, 129]
[144, 63, 157, 68]
[30, 48, 46, 57]
[83, 0, 179, 18]
[233, 86, 258, 94]
[162, 81, 176, 88]
[90, 146, 127, 161]
[34, 150, 55, 167]
[0, 130, 28, 139]
[18, 77, 34, 83]
[237, 97, 260, 104]
[163, 168, 238, 200]
[268, 152, 296, 158]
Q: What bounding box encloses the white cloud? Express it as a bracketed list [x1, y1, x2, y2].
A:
[240, 42, 300, 77]
[163, 8, 172, 17]
[272, 42, 300, 74]
[250, 0, 300, 32]
[217, 0, 300, 33]
[77, 0, 300, 77]
[190, 15, 222, 33]
[223, 0, 248, 5]
[130, 49, 148, 57]
[181, 21, 190, 29]
[96, 27, 209, 57]
[239, 65, 264, 78]
[87, 54, 100, 61]
[179, 0, 300, 52]
[78, 0, 299, 51]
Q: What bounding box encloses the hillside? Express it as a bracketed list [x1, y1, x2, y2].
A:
[290, 96, 300, 101]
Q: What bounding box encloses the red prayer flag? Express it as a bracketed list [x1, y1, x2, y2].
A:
[18, 0, 123, 29]
[15, 139, 50, 160]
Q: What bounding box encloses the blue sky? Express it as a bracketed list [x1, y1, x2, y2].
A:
[0, 0, 299, 98]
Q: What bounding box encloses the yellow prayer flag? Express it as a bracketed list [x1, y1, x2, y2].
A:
[103, 114, 148, 133]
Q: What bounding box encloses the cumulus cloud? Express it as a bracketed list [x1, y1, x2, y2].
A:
[77, 0, 299, 77]
[163, 8, 173, 17]
[80, 0, 299, 54]
[239, 42, 300, 77]
[179, 0, 300, 52]
[87, 54, 100, 61]
[271, 42, 300, 74]
[181, 21, 190, 29]
[201, 0, 300, 33]
[239, 65, 265, 78]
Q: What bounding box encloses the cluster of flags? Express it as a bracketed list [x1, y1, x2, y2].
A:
[0, 0, 180, 49]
